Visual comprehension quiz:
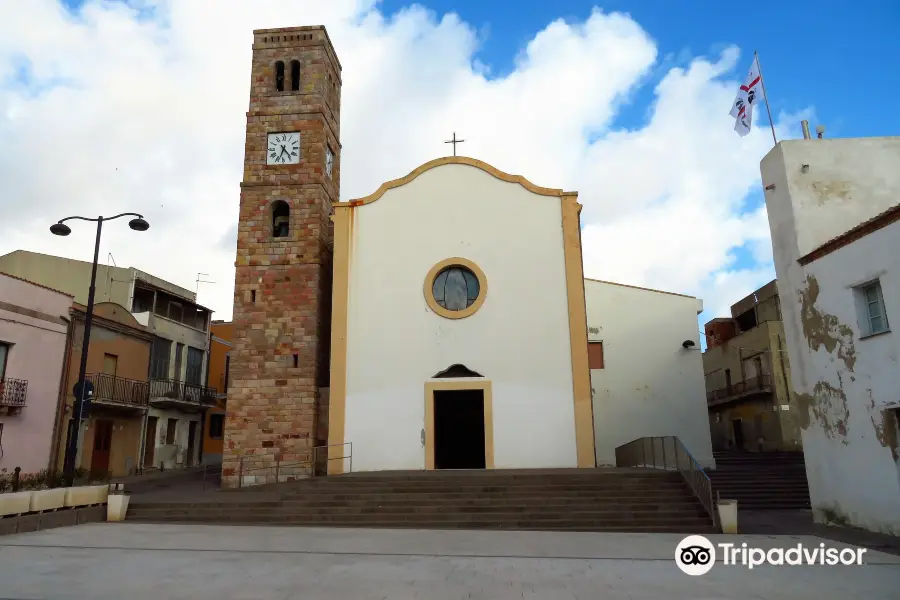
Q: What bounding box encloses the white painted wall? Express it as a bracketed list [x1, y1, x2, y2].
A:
[343, 163, 578, 472]
[584, 280, 715, 468]
[147, 407, 202, 470]
[762, 138, 900, 535]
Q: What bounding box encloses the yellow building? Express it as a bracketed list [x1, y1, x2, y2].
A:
[702, 280, 802, 452]
[56, 303, 153, 478]
[202, 321, 232, 465]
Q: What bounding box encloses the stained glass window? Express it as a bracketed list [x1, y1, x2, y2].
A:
[432, 266, 480, 311]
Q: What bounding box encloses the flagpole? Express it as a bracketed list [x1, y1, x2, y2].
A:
[754, 50, 778, 146]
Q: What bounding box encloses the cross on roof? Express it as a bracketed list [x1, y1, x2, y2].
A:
[444, 132, 465, 156]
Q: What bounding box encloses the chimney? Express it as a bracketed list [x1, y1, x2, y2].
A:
[801, 120, 811, 139]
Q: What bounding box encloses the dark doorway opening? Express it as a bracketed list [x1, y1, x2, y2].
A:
[434, 389, 486, 470]
[732, 418, 745, 450]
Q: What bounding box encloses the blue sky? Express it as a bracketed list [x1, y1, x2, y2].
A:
[376, 0, 900, 137]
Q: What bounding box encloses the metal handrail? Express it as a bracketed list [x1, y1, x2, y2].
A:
[614, 436, 717, 529]
[86, 373, 149, 407]
[224, 442, 354, 488]
[707, 374, 772, 403]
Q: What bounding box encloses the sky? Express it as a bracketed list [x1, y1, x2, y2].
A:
[1, 0, 897, 329]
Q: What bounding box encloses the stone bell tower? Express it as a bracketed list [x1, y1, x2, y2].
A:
[223, 25, 341, 487]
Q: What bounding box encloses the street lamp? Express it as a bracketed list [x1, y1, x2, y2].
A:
[51, 213, 149, 484]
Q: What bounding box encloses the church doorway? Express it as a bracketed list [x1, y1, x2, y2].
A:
[424, 378, 494, 470]
[433, 389, 486, 469]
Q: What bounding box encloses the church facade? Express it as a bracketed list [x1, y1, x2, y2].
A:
[223, 25, 710, 487]
[327, 158, 595, 474]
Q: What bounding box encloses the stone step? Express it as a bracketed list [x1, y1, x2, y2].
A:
[124, 518, 717, 533]
[274, 484, 692, 497]
[129, 506, 706, 519]
[125, 510, 713, 525]
[263, 474, 685, 488]
[132, 496, 705, 510]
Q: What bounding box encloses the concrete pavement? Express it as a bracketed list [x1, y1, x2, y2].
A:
[1, 523, 898, 599]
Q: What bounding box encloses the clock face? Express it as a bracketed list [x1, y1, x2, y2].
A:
[267, 132, 300, 165]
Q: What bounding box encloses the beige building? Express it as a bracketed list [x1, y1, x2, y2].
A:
[0, 250, 216, 471]
[702, 280, 803, 452]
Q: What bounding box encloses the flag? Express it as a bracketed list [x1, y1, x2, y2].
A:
[729, 55, 762, 137]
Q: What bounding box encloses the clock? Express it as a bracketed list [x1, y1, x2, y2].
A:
[267, 132, 300, 165]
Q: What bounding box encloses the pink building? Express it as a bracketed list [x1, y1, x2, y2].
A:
[0, 274, 72, 474]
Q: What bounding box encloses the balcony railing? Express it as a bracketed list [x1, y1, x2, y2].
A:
[86, 373, 149, 408]
[707, 374, 772, 403]
[0, 378, 27, 408]
[149, 378, 217, 406]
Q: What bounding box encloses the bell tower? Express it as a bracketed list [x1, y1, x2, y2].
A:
[223, 26, 341, 487]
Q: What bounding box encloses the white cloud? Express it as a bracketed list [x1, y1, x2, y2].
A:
[0, 0, 801, 324]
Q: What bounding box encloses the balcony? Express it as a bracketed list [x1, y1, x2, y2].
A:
[86, 373, 149, 409]
[149, 378, 217, 410]
[0, 378, 27, 415]
[707, 374, 773, 406]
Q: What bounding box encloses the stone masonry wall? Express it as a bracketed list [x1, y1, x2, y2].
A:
[223, 25, 341, 488]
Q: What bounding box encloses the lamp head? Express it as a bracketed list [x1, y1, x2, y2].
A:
[128, 217, 150, 232]
[50, 223, 72, 236]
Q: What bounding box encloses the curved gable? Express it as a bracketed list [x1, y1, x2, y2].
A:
[339, 156, 577, 207]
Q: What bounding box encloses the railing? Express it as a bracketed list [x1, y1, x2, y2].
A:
[615, 436, 717, 529]
[0, 378, 27, 407]
[149, 378, 216, 405]
[218, 442, 354, 489]
[86, 373, 149, 407]
[707, 374, 772, 403]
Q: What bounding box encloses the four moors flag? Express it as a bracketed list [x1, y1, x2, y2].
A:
[729, 54, 762, 137]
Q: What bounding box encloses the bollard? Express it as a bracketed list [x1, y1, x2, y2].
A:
[12, 466, 21, 492]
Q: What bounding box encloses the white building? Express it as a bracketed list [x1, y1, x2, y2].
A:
[585, 279, 714, 468]
[325, 156, 715, 475]
[761, 136, 900, 534]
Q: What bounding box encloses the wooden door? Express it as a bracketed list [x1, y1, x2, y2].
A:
[90, 419, 114, 478]
[143, 416, 158, 467]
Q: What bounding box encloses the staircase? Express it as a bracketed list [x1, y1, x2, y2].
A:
[126, 469, 717, 532]
[709, 451, 811, 509]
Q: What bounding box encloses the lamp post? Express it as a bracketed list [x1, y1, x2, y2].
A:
[51, 213, 150, 484]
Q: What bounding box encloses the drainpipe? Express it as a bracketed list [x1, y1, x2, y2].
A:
[48, 314, 75, 474]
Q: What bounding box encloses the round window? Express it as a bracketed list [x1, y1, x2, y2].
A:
[432, 265, 480, 311]
[424, 259, 487, 319]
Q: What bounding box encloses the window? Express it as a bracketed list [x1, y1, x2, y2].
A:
[150, 338, 170, 380]
[209, 414, 225, 439]
[290, 60, 300, 91]
[860, 280, 890, 335]
[587, 341, 604, 369]
[432, 266, 480, 311]
[272, 200, 290, 238]
[174, 343, 184, 382]
[165, 419, 177, 445]
[424, 259, 487, 320]
[325, 146, 334, 178]
[224, 355, 231, 392]
[185, 347, 203, 385]
[275, 61, 285, 91]
[102, 354, 118, 376]
[167, 301, 183, 322]
[0, 342, 9, 379]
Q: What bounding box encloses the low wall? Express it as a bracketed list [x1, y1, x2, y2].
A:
[0, 505, 106, 537]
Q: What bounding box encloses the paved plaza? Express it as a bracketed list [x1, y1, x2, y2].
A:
[1, 523, 899, 599]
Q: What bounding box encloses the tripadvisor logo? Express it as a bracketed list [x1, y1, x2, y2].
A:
[675, 535, 867, 575]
